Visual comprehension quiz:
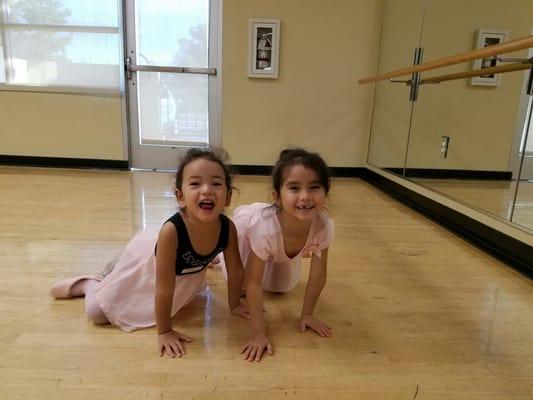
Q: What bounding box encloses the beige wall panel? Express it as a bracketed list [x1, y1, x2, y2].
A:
[222, 0, 383, 167]
[0, 91, 125, 160]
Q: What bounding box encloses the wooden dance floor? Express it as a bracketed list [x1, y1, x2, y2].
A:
[0, 167, 532, 399]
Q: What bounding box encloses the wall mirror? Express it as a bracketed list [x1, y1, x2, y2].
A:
[367, 0, 533, 233]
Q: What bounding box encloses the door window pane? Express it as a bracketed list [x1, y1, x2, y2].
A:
[138, 72, 208, 144]
[135, 0, 208, 67]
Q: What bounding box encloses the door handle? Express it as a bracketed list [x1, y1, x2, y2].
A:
[124, 56, 216, 77]
[125, 56, 133, 80]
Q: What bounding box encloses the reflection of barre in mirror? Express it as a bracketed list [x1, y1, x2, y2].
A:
[361, 34, 533, 113]
[421, 60, 533, 85]
[388, 61, 533, 86]
[248, 18, 280, 78]
[358, 35, 533, 84]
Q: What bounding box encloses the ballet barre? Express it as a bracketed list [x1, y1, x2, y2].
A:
[420, 61, 532, 84]
[359, 35, 533, 84]
[386, 61, 533, 86]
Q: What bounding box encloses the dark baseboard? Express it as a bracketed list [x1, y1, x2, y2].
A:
[0, 155, 129, 170]
[331, 167, 366, 178]
[231, 165, 366, 178]
[362, 169, 532, 279]
[0, 158, 366, 177]
[230, 165, 272, 175]
[385, 167, 512, 180]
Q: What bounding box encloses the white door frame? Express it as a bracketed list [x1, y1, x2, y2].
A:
[122, 0, 222, 170]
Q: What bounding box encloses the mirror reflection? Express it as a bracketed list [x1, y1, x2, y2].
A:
[368, 0, 533, 232]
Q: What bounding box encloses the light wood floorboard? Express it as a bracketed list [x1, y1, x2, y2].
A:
[0, 167, 532, 399]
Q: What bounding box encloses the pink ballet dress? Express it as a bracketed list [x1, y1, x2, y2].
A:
[227, 203, 334, 292]
[93, 212, 229, 332]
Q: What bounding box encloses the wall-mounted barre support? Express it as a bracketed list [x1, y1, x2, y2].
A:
[358, 35, 533, 84]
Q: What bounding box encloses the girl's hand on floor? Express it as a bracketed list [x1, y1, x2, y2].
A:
[241, 332, 273, 362]
[158, 330, 193, 358]
[299, 315, 332, 337]
[231, 303, 250, 320]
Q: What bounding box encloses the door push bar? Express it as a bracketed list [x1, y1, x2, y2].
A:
[125, 56, 217, 79]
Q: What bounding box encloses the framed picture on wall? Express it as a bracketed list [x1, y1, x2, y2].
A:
[470, 29, 509, 86]
[248, 18, 280, 78]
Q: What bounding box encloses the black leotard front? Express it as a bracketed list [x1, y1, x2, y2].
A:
[157, 212, 229, 276]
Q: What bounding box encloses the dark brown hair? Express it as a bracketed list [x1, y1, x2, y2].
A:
[271, 148, 331, 195]
[175, 148, 234, 192]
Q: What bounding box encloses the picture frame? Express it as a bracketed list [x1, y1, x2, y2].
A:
[248, 18, 280, 79]
[470, 29, 509, 86]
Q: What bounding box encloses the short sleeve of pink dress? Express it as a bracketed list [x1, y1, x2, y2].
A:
[232, 203, 277, 262]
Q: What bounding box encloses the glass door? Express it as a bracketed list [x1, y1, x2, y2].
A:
[124, 0, 220, 170]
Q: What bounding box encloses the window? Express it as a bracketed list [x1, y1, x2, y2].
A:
[0, 0, 121, 90]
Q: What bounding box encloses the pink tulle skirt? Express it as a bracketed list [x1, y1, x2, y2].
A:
[94, 229, 207, 332]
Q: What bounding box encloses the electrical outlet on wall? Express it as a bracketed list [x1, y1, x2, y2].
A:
[440, 136, 450, 158]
